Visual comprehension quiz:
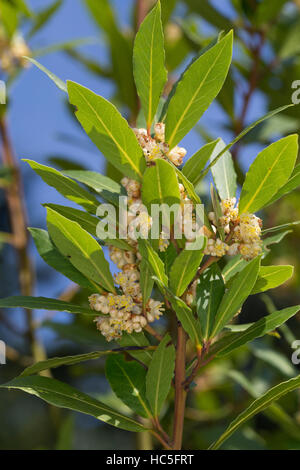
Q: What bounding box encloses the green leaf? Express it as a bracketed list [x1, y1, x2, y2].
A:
[29, 228, 96, 290]
[196, 264, 225, 340]
[140, 259, 154, 309]
[0, 296, 96, 315]
[210, 305, 300, 358]
[19, 350, 129, 377]
[0, 376, 145, 432]
[27, 0, 62, 39]
[182, 139, 220, 187]
[239, 135, 298, 214]
[133, 1, 167, 129]
[262, 221, 300, 235]
[185, 0, 233, 31]
[153, 277, 202, 347]
[165, 31, 233, 148]
[146, 334, 175, 417]
[118, 332, 153, 366]
[105, 355, 152, 419]
[24, 160, 99, 213]
[138, 240, 168, 286]
[210, 184, 225, 240]
[24, 57, 67, 92]
[142, 158, 181, 210]
[211, 257, 261, 337]
[203, 104, 295, 178]
[47, 208, 115, 292]
[63, 170, 121, 195]
[44, 204, 98, 237]
[265, 164, 300, 207]
[210, 139, 237, 200]
[252, 265, 294, 295]
[169, 248, 204, 297]
[209, 374, 300, 449]
[67, 81, 146, 181]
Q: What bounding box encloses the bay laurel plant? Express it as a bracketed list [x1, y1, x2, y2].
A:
[1, 1, 300, 450]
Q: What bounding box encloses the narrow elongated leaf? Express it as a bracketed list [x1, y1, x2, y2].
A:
[29, 228, 95, 290]
[138, 240, 168, 286]
[140, 258, 154, 308]
[210, 305, 300, 357]
[20, 350, 129, 377]
[210, 139, 237, 199]
[0, 296, 96, 315]
[211, 257, 261, 337]
[165, 31, 233, 148]
[265, 164, 300, 207]
[153, 277, 202, 346]
[182, 139, 220, 186]
[24, 57, 67, 92]
[63, 170, 121, 194]
[142, 158, 181, 210]
[0, 376, 145, 432]
[118, 332, 153, 366]
[210, 374, 300, 449]
[239, 135, 298, 214]
[196, 265, 225, 340]
[47, 208, 115, 292]
[106, 355, 152, 419]
[24, 160, 99, 213]
[203, 104, 295, 178]
[252, 265, 293, 295]
[67, 81, 146, 181]
[169, 248, 204, 296]
[44, 204, 98, 237]
[133, 1, 167, 128]
[262, 221, 300, 235]
[146, 334, 175, 417]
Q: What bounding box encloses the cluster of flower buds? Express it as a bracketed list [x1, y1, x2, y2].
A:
[133, 123, 187, 167]
[207, 197, 262, 261]
[0, 32, 30, 74]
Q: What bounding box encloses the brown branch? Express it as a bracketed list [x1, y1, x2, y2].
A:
[172, 323, 187, 450]
[0, 117, 44, 362]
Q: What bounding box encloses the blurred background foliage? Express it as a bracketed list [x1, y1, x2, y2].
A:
[0, 0, 300, 450]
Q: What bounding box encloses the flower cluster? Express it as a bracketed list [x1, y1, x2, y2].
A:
[134, 123, 187, 167]
[207, 197, 262, 261]
[0, 31, 30, 74]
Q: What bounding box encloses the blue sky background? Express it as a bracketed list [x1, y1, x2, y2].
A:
[3, 0, 266, 340]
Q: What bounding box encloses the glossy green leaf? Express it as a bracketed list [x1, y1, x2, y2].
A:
[0, 296, 96, 315]
[252, 265, 294, 295]
[47, 208, 115, 292]
[118, 332, 153, 366]
[29, 228, 96, 290]
[142, 158, 181, 210]
[210, 305, 300, 358]
[24, 57, 67, 92]
[24, 160, 99, 213]
[265, 164, 300, 207]
[182, 139, 220, 187]
[211, 257, 261, 337]
[203, 104, 295, 178]
[146, 334, 175, 417]
[210, 139, 237, 199]
[0, 376, 145, 432]
[140, 258, 154, 308]
[63, 170, 121, 195]
[133, 1, 167, 128]
[138, 240, 168, 286]
[239, 135, 298, 214]
[169, 247, 204, 297]
[165, 31, 233, 148]
[210, 374, 300, 449]
[44, 204, 98, 237]
[67, 81, 146, 181]
[106, 355, 152, 419]
[196, 264, 225, 340]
